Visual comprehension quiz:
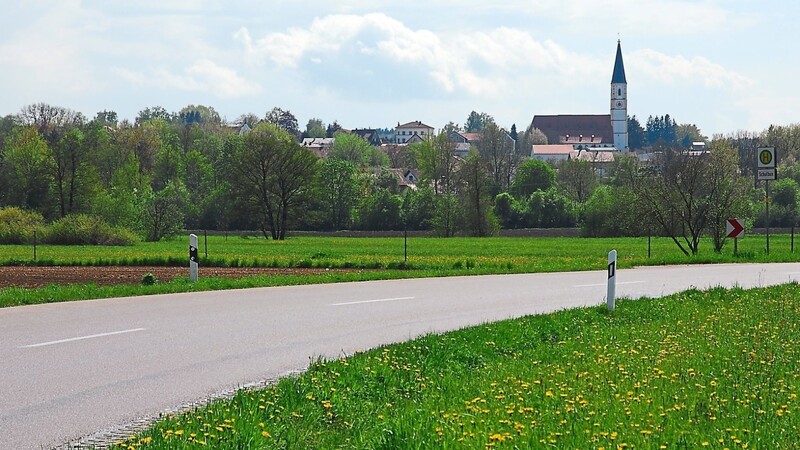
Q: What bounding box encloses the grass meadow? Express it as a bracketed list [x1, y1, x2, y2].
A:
[3, 233, 800, 271]
[2, 234, 800, 307]
[116, 283, 800, 449]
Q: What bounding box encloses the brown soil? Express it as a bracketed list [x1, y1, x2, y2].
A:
[0, 266, 338, 289]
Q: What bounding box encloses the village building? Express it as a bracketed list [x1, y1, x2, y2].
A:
[530, 41, 629, 161]
[394, 120, 434, 144]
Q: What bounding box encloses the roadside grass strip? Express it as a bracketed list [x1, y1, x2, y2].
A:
[117, 283, 800, 449]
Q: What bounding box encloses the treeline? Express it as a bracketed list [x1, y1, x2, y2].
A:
[2, 102, 800, 254]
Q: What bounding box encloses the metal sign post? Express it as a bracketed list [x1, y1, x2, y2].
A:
[757, 147, 776, 256]
[189, 233, 199, 282]
[726, 218, 744, 256]
[607, 249, 617, 312]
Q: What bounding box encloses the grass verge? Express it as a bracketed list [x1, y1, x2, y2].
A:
[117, 283, 800, 449]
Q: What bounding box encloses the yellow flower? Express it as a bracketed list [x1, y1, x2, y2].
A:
[262, 430, 271, 438]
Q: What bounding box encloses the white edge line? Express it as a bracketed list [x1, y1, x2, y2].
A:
[574, 281, 647, 288]
[20, 328, 147, 349]
[331, 297, 416, 307]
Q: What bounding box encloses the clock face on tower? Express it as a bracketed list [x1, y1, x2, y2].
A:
[612, 100, 626, 109]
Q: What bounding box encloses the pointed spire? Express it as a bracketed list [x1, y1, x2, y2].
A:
[611, 40, 626, 84]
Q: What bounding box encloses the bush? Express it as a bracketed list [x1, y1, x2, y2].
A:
[42, 214, 139, 246]
[141, 273, 158, 285]
[0, 207, 46, 244]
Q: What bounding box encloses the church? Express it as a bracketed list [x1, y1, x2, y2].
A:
[530, 41, 629, 162]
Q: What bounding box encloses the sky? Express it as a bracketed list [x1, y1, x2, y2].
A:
[1, 0, 797, 137]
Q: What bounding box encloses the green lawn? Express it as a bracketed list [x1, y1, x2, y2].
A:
[116, 283, 800, 449]
[2, 234, 800, 308]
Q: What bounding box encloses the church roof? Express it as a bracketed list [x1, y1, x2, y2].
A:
[612, 40, 626, 84]
[530, 114, 613, 145]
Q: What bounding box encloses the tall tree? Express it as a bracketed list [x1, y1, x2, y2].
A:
[676, 123, 706, 148]
[326, 121, 343, 138]
[18, 103, 86, 135]
[304, 118, 327, 139]
[135, 106, 173, 126]
[511, 159, 555, 198]
[442, 121, 462, 135]
[458, 153, 498, 237]
[228, 124, 318, 240]
[517, 124, 547, 158]
[627, 115, 646, 150]
[631, 143, 749, 255]
[1, 127, 53, 212]
[478, 122, 515, 193]
[330, 132, 386, 167]
[51, 128, 89, 217]
[557, 159, 598, 204]
[464, 111, 493, 133]
[265, 107, 300, 138]
[316, 158, 358, 230]
[183, 150, 215, 228]
[141, 180, 188, 242]
[411, 131, 458, 195]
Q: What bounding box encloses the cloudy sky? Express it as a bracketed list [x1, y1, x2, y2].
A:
[1, 0, 796, 136]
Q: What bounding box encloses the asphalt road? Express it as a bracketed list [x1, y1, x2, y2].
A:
[2, 262, 799, 449]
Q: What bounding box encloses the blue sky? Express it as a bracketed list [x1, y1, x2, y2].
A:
[0, 0, 796, 137]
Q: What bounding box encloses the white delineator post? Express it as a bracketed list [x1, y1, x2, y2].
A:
[189, 233, 199, 282]
[607, 249, 617, 311]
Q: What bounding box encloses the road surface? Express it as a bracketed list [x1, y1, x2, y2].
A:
[1, 263, 798, 449]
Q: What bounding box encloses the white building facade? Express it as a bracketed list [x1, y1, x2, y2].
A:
[610, 40, 629, 152]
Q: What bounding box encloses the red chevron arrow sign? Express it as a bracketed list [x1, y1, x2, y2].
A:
[726, 218, 744, 239]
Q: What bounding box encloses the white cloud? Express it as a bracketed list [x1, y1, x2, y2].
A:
[632, 49, 754, 90]
[234, 13, 610, 98]
[113, 60, 262, 98]
[488, 0, 754, 35]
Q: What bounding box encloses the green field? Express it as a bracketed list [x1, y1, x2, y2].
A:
[114, 283, 800, 449]
[2, 234, 800, 308]
[3, 234, 800, 271]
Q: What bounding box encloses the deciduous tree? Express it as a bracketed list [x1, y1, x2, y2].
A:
[228, 124, 318, 240]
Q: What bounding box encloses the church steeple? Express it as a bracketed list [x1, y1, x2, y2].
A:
[610, 40, 628, 151]
[611, 40, 626, 84]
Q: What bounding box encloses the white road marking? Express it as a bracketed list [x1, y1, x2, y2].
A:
[574, 281, 647, 288]
[20, 328, 146, 349]
[331, 297, 416, 307]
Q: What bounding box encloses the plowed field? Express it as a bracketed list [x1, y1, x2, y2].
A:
[0, 266, 334, 289]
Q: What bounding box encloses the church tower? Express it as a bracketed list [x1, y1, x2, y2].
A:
[610, 40, 628, 151]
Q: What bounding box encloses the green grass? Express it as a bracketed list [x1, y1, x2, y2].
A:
[2, 234, 799, 271]
[2, 235, 800, 308]
[116, 283, 800, 449]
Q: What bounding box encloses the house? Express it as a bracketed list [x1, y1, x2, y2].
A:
[531, 144, 576, 162]
[395, 120, 434, 144]
[571, 149, 616, 176]
[351, 128, 385, 146]
[301, 137, 335, 158]
[449, 131, 482, 157]
[387, 168, 419, 191]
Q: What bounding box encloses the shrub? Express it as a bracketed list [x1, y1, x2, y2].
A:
[42, 214, 139, 246]
[0, 207, 46, 244]
[141, 273, 158, 285]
